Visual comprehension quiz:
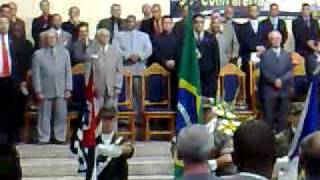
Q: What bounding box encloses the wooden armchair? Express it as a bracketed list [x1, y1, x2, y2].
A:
[141, 63, 176, 140]
[217, 63, 246, 103]
[117, 70, 136, 141]
[248, 61, 260, 117]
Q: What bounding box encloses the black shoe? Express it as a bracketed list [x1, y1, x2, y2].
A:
[38, 141, 50, 145]
[53, 140, 67, 145]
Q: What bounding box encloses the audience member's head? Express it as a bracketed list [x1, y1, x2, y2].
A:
[0, 133, 22, 180]
[233, 120, 276, 179]
[181, 4, 189, 19]
[44, 29, 58, 48]
[142, 4, 151, 19]
[96, 28, 110, 46]
[247, 3, 260, 20]
[110, 4, 121, 19]
[210, 10, 221, 21]
[68, 6, 80, 22]
[268, 30, 282, 48]
[269, 3, 280, 17]
[177, 124, 212, 170]
[0, 16, 10, 34]
[0, 4, 11, 18]
[193, 14, 205, 33]
[210, 16, 221, 34]
[224, 6, 234, 20]
[76, 22, 89, 41]
[126, 15, 137, 31]
[300, 131, 320, 179]
[8, 2, 18, 18]
[99, 107, 117, 134]
[51, 14, 62, 29]
[162, 15, 173, 34]
[151, 4, 162, 20]
[39, 0, 50, 15]
[301, 3, 311, 18]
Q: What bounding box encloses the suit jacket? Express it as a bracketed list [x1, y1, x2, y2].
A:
[259, 48, 293, 99]
[154, 32, 182, 71]
[306, 53, 320, 79]
[31, 15, 53, 49]
[260, 17, 288, 48]
[70, 39, 92, 66]
[97, 134, 134, 180]
[237, 21, 264, 63]
[140, 17, 163, 41]
[197, 31, 220, 73]
[173, 19, 185, 39]
[97, 17, 126, 41]
[32, 45, 73, 98]
[4, 35, 21, 86]
[292, 16, 320, 57]
[62, 21, 86, 40]
[85, 42, 123, 98]
[47, 28, 72, 50]
[222, 20, 240, 59]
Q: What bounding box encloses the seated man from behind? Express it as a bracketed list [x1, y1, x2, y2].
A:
[177, 124, 222, 180]
[300, 131, 320, 180]
[96, 107, 134, 180]
[224, 120, 276, 180]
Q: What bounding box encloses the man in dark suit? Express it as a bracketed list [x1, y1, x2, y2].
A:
[0, 16, 22, 143]
[172, 4, 188, 38]
[140, 4, 163, 40]
[259, 31, 293, 133]
[62, 6, 86, 41]
[31, 0, 52, 49]
[237, 4, 265, 106]
[292, 3, 320, 59]
[260, 3, 288, 48]
[193, 14, 220, 98]
[97, 4, 126, 42]
[154, 15, 182, 109]
[224, 120, 276, 180]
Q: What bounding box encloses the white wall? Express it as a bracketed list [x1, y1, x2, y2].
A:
[6, 0, 171, 40]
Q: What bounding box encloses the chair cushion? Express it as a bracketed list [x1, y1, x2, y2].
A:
[145, 105, 172, 112]
[146, 75, 168, 102]
[223, 75, 239, 102]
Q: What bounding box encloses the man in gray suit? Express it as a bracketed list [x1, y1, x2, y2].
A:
[97, 4, 126, 42]
[32, 29, 72, 144]
[86, 28, 123, 113]
[259, 31, 293, 133]
[49, 14, 72, 49]
[222, 6, 239, 64]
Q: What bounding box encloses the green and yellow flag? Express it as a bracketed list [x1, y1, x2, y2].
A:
[174, 0, 202, 178]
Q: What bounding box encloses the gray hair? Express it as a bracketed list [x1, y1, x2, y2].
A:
[177, 124, 212, 163]
[268, 30, 282, 41]
[44, 29, 58, 37]
[96, 28, 110, 38]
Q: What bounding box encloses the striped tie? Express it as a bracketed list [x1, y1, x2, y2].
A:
[1, 34, 10, 77]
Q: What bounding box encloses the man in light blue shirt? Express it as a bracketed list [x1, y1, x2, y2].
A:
[113, 15, 152, 125]
[114, 15, 152, 75]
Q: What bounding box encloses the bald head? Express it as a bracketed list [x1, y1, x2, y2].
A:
[96, 28, 110, 46]
[268, 31, 282, 48]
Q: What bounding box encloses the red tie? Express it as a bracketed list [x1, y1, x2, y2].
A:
[1, 34, 10, 77]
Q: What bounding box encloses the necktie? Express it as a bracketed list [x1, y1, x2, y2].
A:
[50, 47, 55, 60]
[1, 34, 10, 76]
[305, 19, 310, 28]
[114, 22, 119, 34]
[197, 32, 201, 43]
[272, 18, 277, 30]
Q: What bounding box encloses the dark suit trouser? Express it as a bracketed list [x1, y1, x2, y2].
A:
[200, 70, 218, 98]
[263, 95, 289, 133]
[0, 77, 16, 143]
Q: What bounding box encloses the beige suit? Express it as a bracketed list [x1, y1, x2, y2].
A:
[85, 42, 123, 109]
[222, 20, 240, 60]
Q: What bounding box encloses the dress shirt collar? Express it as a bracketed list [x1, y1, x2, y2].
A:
[101, 131, 114, 144]
[239, 172, 268, 180]
[100, 43, 109, 52]
[249, 19, 259, 33]
[272, 47, 281, 57]
[194, 31, 204, 41]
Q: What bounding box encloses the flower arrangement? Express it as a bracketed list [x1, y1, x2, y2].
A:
[206, 98, 241, 136]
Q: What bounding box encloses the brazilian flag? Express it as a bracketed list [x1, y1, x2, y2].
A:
[174, 0, 202, 178]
